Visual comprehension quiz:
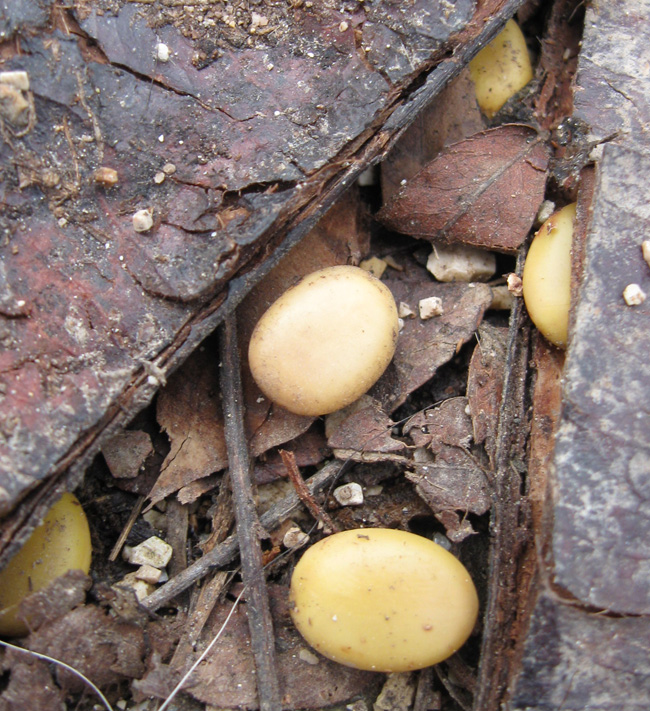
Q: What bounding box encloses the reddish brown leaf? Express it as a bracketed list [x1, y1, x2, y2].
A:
[381, 67, 485, 201]
[378, 124, 550, 252]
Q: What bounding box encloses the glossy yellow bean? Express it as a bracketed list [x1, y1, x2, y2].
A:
[0, 493, 92, 636]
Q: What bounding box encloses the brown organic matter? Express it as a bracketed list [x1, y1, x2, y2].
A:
[378, 125, 549, 252]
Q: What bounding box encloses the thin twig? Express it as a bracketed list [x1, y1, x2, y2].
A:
[140, 460, 342, 611]
[280, 449, 339, 532]
[219, 313, 282, 711]
[109, 495, 146, 562]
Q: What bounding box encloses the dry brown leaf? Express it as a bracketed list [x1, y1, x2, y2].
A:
[378, 124, 549, 252]
[0, 656, 65, 711]
[327, 399, 405, 455]
[151, 345, 227, 506]
[404, 398, 491, 541]
[133, 587, 378, 709]
[26, 606, 146, 694]
[102, 430, 153, 480]
[381, 66, 485, 201]
[467, 323, 508, 466]
[372, 280, 493, 412]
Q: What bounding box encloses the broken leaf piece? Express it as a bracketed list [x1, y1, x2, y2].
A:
[378, 125, 549, 253]
[372, 280, 492, 412]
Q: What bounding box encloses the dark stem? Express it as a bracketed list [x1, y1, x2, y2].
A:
[280, 449, 339, 532]
[218, 313, 282, 711]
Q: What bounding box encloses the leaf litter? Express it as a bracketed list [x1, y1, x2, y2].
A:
[0, 3, 589, 709]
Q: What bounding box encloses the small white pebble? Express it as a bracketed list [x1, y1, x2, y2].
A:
[0, 70, 30, 91]
[398, 301, 416, 319]
[333, 482, 364, 506]
[58, 217, 68, 228]
[642, 241, 650, 268]
[156, 42, 170, 62]
[283, 526, 310, 548]
[339, 21, 349, 32]
[158, 134, 164, 143]
[419, 296, 444, 320]
[426, 244, 496, 283]
[133, 208, 153, 232]
[536, 199, 556, 226]
[162, 162, 176, 175]
[507, 272, 524, 297]
[115, 572, 155, 601]
[359, 256, 387, 278]
[135, 564, 162, 584]
[154, 171, 165, 184]
[298, 648, 320, 665]
[123, 536, 173, 568]
[623, 283, 646, 306]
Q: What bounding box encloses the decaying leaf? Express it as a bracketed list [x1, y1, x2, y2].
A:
[134, 587, 378, 709]
[327, 398, 405, 458]
[26, 605, 146, 694]
[467, 323, 509, 465]
[151, 345, 228, 506]
[17, 570, 91, 635]
[373, 280, 493, 412]
[102, 430, 153, 480]
[381, 66, 485, 201]
[0, 654, 65, 711]
[378, 125, 549, 252]
[404, 398, 491, 541]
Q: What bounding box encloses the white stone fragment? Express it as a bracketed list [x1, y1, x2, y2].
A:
[642, 240, 650, 268]
[0, 70, 30, 91]
[115, 572, 155, 601]
[132, 208, 153, 232]
[418, 296, 444, 320]
[162, 162, 176, 174]
[623, 283, 647, 306]
[283, 526, 309, 548]
[154, 171, 165, 184]
[426, 244, 496, 282]
[156, 43, 170, 62]
[360, 256, 387, 278]
[298, 647, 320, 665]
[507, 272, 524, 297]
[398, 301, 416, 318]
[333, 482, 364, 506]
[536, 199, 555, 226]
[123, 536, 173, 568]
[490, 285, 514, 311]
[135, 564, 162, 584]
